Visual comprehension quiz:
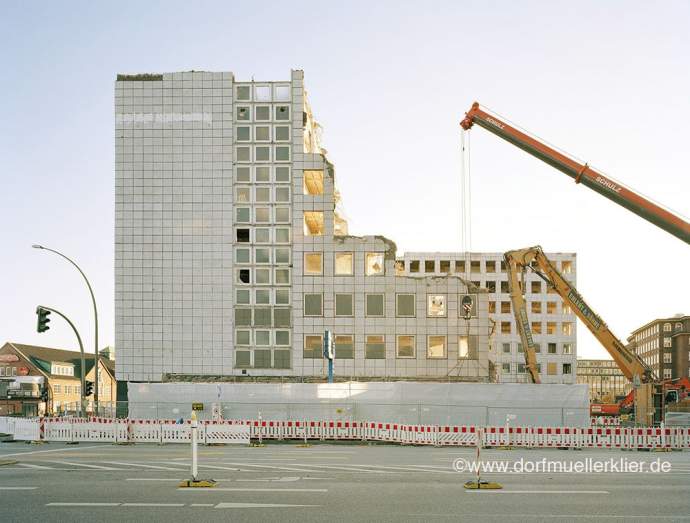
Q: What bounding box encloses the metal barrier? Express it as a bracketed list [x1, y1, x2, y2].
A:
[1, 416, 688, 449]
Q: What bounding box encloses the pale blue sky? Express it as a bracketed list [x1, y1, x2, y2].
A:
[1, 1, 688, 359]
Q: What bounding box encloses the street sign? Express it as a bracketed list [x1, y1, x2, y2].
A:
[192, 402, 204, 411]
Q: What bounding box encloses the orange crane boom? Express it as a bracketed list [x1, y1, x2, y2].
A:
[461, 102, 690, 244]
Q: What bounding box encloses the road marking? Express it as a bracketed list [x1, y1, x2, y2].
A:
[126, 478, 186, 482]
[190, 504, 214, 507]
[46, 461, 124, 471]
[121, 503, 186, 507]
[47, 503, 121, 506]
[0, 487, 38, 490]
[293, 463, 395, 474]
[17, 463, 56, 470]
[178, 488, 328, 492]
[465, 490, 609, 494]
[0, 445, 104, 458]
[102, 461, 186, 471]
[215, 502, 320, 508]
[220, 462, 320, 473]
[345, 464, 455, 474]
[236, 476, 300, 483]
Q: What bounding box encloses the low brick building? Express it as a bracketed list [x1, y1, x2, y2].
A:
[0, 342, 116, 416]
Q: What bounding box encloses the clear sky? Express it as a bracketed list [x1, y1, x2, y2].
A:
[1, 1, 688, 360]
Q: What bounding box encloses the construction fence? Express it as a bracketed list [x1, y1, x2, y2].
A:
[1, 416, 689, 450]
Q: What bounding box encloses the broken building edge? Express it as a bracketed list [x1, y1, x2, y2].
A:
[114, 70, 577, 401]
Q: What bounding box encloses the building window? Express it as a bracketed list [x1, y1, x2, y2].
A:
[255, 289, 270, 305]
[274, 350, 291, 369]
[275, 125, 290, 141]
[518, 363, 526, 373]
[236, 106, 250, 121]
[547, 362, 558, 375]
[485, 280, 496, 293]
[235, 228, 250, 243]
[274, 85, 290, 101]
[663, 323, 672, 332]
[533, 343, 541, 353]
[427, 295, 447, 317]
[235, 85, 250, 101]
[236, 126, 251, 141]
[255, 125, 270, 141]
[561, 260, 573, 274]
[304, 335, 323, 359]
[663, 368, 672, 379]
[274, 308, 291, 328]
[440, 260, 451, 273]
[254, 85, 271, 101]
[255, 268, 271, 285]
[275, 207, 290, 223]
[274, 268, 290, 285]
[531, 301, 542, 314]
[304, 253, 323, 275]
[517, 343, 523, 353]
[255, 330, 271, 346]
[531, 322, 542, 334]
[275, 289, 290, 305]
[427, 336, 446, 359]
[235, 207, 250, 223]
[546, 322, 556, 335]
[236, 269, 250, 284]
[335, 253, 353, 275]
[255, 247, 270, 264]
[303, 211, 324, 236]
[396, 294, 415, 317]
[500, 281, 509, 293]
[254, 308, 272, 327]
[546, 302, 557, 314]
[235, 351, 251, 368]
[275, 146, 290, 162]
[275, 186, 290, 203]
[54, 384, 61, 393]
[274, 248, 290, 265]
[235, 308, 252, 326]
[255, 105, 270, 121]
[501, 322, 511, 334]
[275, 330, 291, 346]
[548, 343, 557, 354]
[366, 294, 385, 317]
[335, 335, 354, 359]
[562, 322, 573, 336]
[425, 260, 435, 273]
[409, 260, 420, 273]
[235, 248, 250, 264]
[397, 335, 415, 358]
[275, 228, 290, 243]
[459, 336, 477, 359]
[664, 337, 672, 348]
[531, 281, 541, 293]
[501, 301, 511, 314]
[502, 343, 511, 354]
[275, 166, 290, 183]
[304, 294, 323, 316]
[663, 353, 672, 363]
[502, 363, 511, 374]
[335, 294, 354, 317]
[470, 260, 481, 273]
[365, 335, 385, 359]
[488, 302, 496, 314]
[365, 253, 385, 276]
[275, 105, 290, 120]
[455, 260, 465, 273]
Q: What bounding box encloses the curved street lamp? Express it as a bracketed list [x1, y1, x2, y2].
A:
[32, 244, 100, 413]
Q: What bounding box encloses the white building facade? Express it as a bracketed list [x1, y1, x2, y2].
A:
[397, 253, 578, 384]
[115, 70, 492, 383]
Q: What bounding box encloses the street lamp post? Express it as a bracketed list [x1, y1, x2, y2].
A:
[32, 245, 100, 414]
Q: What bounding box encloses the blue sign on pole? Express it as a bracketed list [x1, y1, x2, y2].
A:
[324, 330, 334, 383]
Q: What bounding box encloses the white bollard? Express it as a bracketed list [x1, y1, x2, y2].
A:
[191, 412, 198, 481]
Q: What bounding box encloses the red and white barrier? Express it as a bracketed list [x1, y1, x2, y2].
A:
[1, 416, 688, 449]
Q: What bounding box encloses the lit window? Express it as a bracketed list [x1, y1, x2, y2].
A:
[531, 322, 542, 334]
[303, 170, 324, 195]
[397, 335, 415, 358]
[303, 212, 324, 236]
[561, 260, 573, 274]
[427, 336, 446, 358]
[427, 295, 447, 317]
[546, 302, 556, 314]
[547, 362, 557, 375]
[365, 335, 385, 359]
[501, 301, 511, 314]
[562, 322, 573, 336]
[365, 253, 384, 276]
[459, 336, 477, 359]
[304, 335, 323, 359]
[501, 321, 511, 334]
[235, 187, 251, 203]
[304, 253, 323, 275]
[546, 322, 556, 334]
[335, 253, 353, 275]
[531, 301, 542, 314]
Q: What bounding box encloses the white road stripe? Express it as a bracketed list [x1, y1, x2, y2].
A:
[0, 487, 38, 490]
[121, 503, 185, 507]
[220, 462, 321, 473]
[47, 461, 124, 471]
[179, 488, 328, 492]
[17, 463, 55, 470]
[190, 504, 214, 507]
[345, 464, 455, 474]
[126, 478, 185, 482]
[102, 461, 186, 471]
[292, 463, 394, 474]
[215, 502, 320, 508]
[0, 445, 104, 458]
[465, 490, 609, 494]
[47, 503, 120, 506]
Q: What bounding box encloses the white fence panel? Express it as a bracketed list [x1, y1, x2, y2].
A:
[13, 418, 40, 441]
[43, 418, 72, 442]
[203, 421, 250, 445]
[0, 416, 16, 436]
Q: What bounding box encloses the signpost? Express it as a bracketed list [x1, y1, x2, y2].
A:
[324, 330, 335, 383]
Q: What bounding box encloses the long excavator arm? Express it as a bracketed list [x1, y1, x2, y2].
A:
[505, 246, 654, 386]
[462, 102, 690, 244]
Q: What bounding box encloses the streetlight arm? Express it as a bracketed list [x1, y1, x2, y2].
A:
[33, 244, 100, 411]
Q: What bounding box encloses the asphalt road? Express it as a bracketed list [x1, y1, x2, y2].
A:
[0, 441, 688, 522]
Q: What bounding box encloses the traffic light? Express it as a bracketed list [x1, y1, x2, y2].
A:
[41, 388, 49, 402]
[84, 380, 94, 397]
[36, 307, 51, 333]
